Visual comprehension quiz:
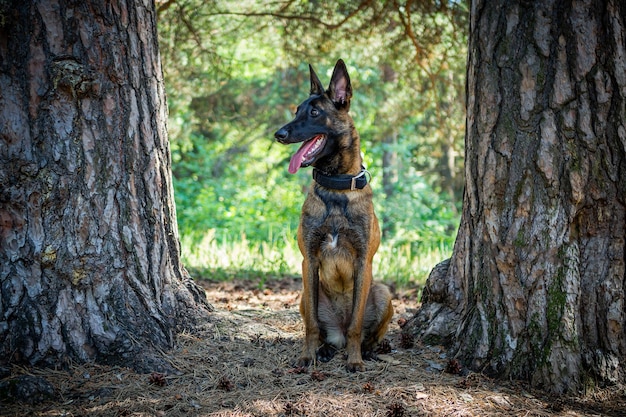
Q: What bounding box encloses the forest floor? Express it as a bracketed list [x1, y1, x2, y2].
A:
[1, 276, 625, 417]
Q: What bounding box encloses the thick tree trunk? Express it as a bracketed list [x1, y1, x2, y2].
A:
[408, 0, 626, 393]
[0, 0, 211, 371]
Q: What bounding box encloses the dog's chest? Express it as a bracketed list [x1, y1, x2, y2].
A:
[301, 187, 372, 292]
[302, 188, 370, 248]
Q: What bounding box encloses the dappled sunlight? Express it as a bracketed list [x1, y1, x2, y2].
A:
[4, 279, 620, 416]
[4, 278, 613, 416]
[180, 227, 452, 288]
[180, 229, 301, 280]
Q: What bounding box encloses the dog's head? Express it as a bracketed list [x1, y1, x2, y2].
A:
[275, 59, 355, 174]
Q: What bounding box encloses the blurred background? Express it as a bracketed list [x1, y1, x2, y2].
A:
[156, 0, 468, 289]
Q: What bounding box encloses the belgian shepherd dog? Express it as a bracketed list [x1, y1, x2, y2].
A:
[274, 59, 393, 371]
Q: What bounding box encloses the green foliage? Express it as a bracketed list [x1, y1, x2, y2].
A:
[172, 130, 304, 243]
[158, 0, 468, 287]
[375, 168, 459, 250]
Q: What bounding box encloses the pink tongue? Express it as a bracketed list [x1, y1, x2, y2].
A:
[288, 138, 318, 174]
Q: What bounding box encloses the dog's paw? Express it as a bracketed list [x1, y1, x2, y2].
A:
[346, 360, 366, 372]
[296, 356, 313, 368]
[361, 349, 379, 361]
[316, 343, 337, 363]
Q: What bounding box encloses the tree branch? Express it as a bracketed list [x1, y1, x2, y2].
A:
[208, 0, 374, 31]
[156, 0, 177, 15]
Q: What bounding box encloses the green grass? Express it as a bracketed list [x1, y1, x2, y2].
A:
[180, 229, 453, 290]
[374, 240, 453, 287]
[180, 229, 301, 285]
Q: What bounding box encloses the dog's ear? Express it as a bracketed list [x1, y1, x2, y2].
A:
[329, 59, 352, 110]
[309, 64, 324, 96]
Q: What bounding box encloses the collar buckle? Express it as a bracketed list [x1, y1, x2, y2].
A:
[350, 169, 367, 191]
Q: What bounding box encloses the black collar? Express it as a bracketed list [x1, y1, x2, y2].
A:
[312, 168, 369, 190]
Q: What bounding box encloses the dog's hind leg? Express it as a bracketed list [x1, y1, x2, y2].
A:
[361, 282, 394, 357]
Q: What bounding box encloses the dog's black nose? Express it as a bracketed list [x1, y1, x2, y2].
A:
[274, 128, 289, 142]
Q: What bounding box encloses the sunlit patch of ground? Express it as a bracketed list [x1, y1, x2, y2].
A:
[1, 277, 623, 417]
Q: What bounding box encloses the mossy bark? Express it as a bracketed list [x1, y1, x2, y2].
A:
[0, 0, 211, 371]
[408, 0, 626, 393]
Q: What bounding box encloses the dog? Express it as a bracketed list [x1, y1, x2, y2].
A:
[274, 59, 393, 372]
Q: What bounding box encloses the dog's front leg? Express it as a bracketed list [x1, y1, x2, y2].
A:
[345, 258, 373, 372]
[298, 256, 320, 367]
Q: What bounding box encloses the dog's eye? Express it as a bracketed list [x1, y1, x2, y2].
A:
[310, 108, 319, 117]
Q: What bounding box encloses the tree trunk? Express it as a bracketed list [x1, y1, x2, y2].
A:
[0, 0, 211, 372]
[382, 132, 399, 238]
[408, 0, 626, 393]
[380, 62, 400, 238]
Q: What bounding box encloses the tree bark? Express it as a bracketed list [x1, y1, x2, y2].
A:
[408, 0, 626, 393]
[0, 0, 211, 371]
[382, 132, 399, 238]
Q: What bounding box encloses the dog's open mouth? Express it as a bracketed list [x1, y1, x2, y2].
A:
[288, 134, 326, 174]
